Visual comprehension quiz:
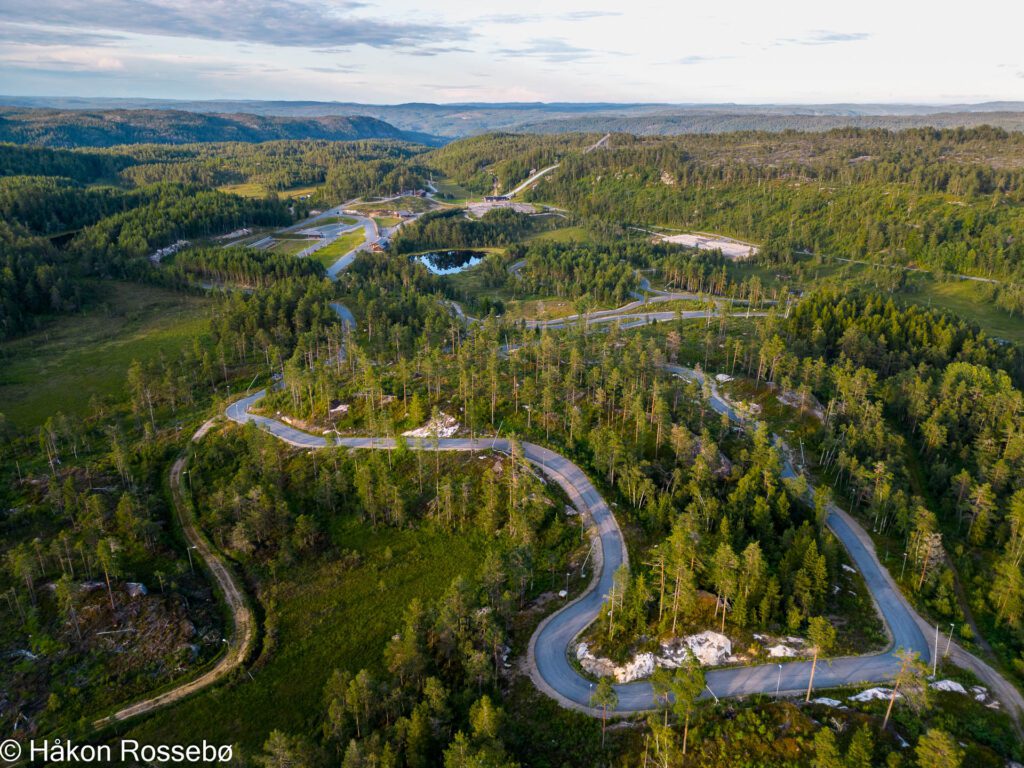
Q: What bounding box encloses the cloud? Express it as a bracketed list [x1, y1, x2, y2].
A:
[559, 11, 621, 20]
[420, 83, 480, 90]
[305, 64, 362, 74]
[0, 22, 124, 46]
[776, 30, 871, 46]
[405, 45, 474, 58]
[0, 48, 126, 73]
[479, 10, 620, 25]
[0, 0, 469, 52]
[496, 37, 617, 64]
[666, 55, 733, 66]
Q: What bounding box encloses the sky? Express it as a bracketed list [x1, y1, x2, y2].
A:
[0, 0, 1022, 105]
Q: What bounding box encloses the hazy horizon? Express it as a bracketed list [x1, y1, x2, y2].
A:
[1, 0, 1021, 104]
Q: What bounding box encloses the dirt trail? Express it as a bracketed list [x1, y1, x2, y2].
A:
[93, 418, 255, 728]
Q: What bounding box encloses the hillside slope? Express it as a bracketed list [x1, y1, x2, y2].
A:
[0, 108, 441, 147]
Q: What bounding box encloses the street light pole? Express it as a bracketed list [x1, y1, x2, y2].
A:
[186, 545, 196, 574]
[933, 624, 940, 677]
[776, 664, 783, 696]
[945, 623, 955, 657]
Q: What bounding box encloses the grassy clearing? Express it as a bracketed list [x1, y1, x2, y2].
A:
[119, 517, 489, 754]
[527, 225, 593, 244]
[0, 282, 212, 428]
[311, 230, 365, 268]
[898, 275, 1024, 345]
[312, 215, 358, 227]
[373, 216, 402, 228]
[351, 196, 434, 214]
[218, 183, 321, 200]
[430, 177, 473, 204]
[502, 298, 579, 321]
[267, 238, 317, 256]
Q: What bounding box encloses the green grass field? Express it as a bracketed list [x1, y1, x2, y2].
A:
[898, 275, 1024, 345]
[311, 229, 365, 268]
[352, 196, 434, 214]
[120, 518, 488, 755]
[527, 226, 593, 244]
[267, 237, 318, 256]
[0, 282, 212, 428]
[373, 215, 402, 228]
[218, 182, 321, 200]
[314, 215, 358, 226]
[430, 178, 473, 204]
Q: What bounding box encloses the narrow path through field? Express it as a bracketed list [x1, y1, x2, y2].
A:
[92, 420, 255, 729]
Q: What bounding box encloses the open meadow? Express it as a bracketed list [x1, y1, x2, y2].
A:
[0, 282, 212, 427]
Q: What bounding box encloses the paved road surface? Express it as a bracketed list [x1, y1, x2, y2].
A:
[220, 383, 1019, 720]
[528, 309, 766, 331]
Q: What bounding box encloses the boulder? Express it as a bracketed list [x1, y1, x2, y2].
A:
[125, 582, 148, 598]
[575, 643, 658, 683]
[849, 687, 900, 703]
[618, 653, 657, 683]
[661, 631, 732, 667]
[810, 697, 845, 708]
[929, 679, 967, 695]
[575, 643, 616, 679]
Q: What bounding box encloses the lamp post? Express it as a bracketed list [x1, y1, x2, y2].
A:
[776, 664, 783, 696]
[186, 545, 197, 574]
[944, 623, 955, 657]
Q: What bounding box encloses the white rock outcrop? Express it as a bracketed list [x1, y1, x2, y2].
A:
[403, 413, 459, 438]
[929, 679, 967, 695]
[575, 643, 617, 679]
[661, 631, 733, 667]
[575, 631, 734, 683]
[849, 687, 900, 703]
[619, 653, 657, 682]
[810, 698, 846, 708]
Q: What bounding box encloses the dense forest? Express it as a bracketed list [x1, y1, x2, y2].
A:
[118, 139, 428, 197]
[0, 108, 433, 148]
[420, 127, 1024, 280]
[4, 123, 1024, 767]
[0, 138, 435, 338]
[391, 208, 539, 254]
[423, 133, 588, 194]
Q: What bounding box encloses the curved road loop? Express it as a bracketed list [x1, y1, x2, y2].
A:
[222, 378, 1023, 721]
[95, 252, 1022, 725]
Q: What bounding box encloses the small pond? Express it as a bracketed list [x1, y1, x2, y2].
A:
[416, 250, 486, 275]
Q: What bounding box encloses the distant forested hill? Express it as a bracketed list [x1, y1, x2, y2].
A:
[5, 97, 1024, 138]
[0, 108, 441, 148]
[517, 111, 1024, 135]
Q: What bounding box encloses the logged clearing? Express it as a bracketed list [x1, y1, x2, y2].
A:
[122, 520, 487, 754]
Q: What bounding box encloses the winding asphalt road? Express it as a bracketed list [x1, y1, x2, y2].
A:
[222, 377, 1023, 720]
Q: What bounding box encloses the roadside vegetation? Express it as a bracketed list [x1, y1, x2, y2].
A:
[3, 124, 1024, 767]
